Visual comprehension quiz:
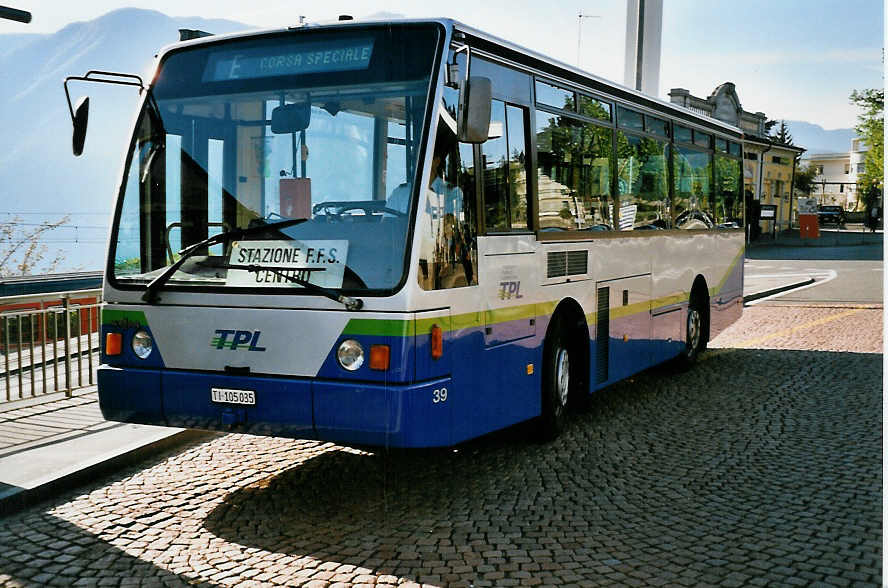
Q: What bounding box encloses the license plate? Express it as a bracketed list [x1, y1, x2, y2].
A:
[211, 387, 256, 405]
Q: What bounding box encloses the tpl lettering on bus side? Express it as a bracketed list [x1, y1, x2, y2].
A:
[498, 281, 522, 300]
[212, 329, 267, 351]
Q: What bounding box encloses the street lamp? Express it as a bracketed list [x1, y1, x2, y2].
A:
[577, 11, 601, 67]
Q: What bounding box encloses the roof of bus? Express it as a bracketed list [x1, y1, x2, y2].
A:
[155, 17, 743, 138]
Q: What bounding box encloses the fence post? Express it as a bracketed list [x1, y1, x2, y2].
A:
[63, 296, 72, 396]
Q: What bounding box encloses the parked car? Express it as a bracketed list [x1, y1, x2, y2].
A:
[818, 205, 846, 226]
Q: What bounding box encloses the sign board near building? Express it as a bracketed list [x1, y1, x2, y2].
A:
[759, 204, 777, 219]
[797, 197, 818, 215]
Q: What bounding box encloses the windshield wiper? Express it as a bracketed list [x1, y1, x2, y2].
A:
[224, 264, 364, 311]
[141, 218, 308, 303]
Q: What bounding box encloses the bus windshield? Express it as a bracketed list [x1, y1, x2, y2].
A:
[110, 24, 441, 294]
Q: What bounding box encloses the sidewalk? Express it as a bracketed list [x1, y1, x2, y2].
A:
[0, 270, 815, 516]
[0, 388, 206, 515]
[749, 226, 882, 248]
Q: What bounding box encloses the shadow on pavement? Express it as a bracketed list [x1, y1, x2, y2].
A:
[201, 347, 881, 586]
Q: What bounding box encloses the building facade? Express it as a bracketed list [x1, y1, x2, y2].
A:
[669, 83, 805, 230]
[802, 138, 869, 210]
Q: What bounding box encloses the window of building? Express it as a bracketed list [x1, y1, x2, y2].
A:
[729, 141, 742, 157]
[715, 138, 728, 152]
[844, 163, 850, 174]
[772, 155, 785, 164]
[744, 151, 757, 161]
[857, 163, 865, 174]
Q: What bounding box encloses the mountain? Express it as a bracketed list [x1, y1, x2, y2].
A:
[783, 120, 856, 155]
[0, 8, 252, 272]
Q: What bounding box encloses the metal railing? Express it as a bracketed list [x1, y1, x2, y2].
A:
[0, 289, 102, 403]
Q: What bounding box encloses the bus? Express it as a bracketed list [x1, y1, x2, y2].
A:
[68, 18, 744, 448]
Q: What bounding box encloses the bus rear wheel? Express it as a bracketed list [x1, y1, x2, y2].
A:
[677, 299, 706, 368]
[537, 320, 571, 441]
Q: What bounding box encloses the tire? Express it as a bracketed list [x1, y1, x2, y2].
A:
[537, 319, 571, 441]
[676, 299, 706, 369]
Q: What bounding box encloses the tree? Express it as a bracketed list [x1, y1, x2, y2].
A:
[0, 216, 71, 277]
[850, 88, 884, 208]
[793, 161, 818, 196]
[772, 120, 794, 145]
[764, 119, 779, 136]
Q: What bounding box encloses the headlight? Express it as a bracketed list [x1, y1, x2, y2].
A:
[132, 329, 154, 359]
[337, 339, 364, 371]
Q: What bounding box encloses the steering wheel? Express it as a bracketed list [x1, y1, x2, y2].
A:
[312, 201, 407, 219]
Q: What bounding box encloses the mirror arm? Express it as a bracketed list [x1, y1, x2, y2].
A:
[63, 70, 146, 126]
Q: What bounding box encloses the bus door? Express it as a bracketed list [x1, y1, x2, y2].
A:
[475, 97, 539, 428]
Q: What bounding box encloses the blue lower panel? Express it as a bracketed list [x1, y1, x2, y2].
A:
[161, 371, 314, 438]
[97, 365, 455, 448]
[98, 367, 162, 424]
[314, 377, 452, 448]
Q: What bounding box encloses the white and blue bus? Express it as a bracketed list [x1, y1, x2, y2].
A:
[70, 18, 744, 447]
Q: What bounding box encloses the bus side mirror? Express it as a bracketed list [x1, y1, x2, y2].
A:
[457, 76, 491, 143]
[72, 96, 89, 156]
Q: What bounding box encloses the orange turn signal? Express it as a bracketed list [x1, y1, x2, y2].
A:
[105, 333, 122, 356]
[369, 344, 390, 371]
[430, 324, 443, 359]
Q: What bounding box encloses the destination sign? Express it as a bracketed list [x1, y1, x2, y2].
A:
[203, 39, 375, 82]
[226, 239, 348, 289]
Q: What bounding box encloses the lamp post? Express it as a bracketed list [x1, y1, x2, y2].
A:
[577, 12, 601, 67]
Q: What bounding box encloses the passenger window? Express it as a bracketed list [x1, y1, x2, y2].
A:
[535, 111, 613, 231]
[506, 104, 529, 230]
[535, 80, 575, 111]
[481, 100, 530, 232]
[617, 106, 644, 131]
[616, 131, 670, 230]
[714, 154, 742, 227]
[674, 125, 693, 144]
[673, 145, 714, 229]
[416, 108, 478, 290]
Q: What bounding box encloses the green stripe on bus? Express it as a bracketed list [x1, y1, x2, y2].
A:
[102, 309, 147, 327]
[341, 318, 412, 337]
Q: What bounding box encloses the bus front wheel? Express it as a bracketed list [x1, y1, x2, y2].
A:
[537, 319, 570, 441]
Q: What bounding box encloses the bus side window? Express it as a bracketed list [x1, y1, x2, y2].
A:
[481, 100, 530, 233]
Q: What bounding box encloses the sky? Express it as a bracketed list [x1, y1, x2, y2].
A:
[1, 0, 883, 129]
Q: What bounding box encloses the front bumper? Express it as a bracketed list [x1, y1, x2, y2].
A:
[98, 365, 453, 448]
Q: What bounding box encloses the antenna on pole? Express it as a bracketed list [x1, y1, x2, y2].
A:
[576, 11, 601, 67]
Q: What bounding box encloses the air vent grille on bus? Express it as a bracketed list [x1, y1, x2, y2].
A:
[547, 250, 588, 278]
[567, 250, 588, 275]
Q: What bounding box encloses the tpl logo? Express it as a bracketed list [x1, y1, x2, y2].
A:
[498, 280, 522, 300]
[211, 329, 267, 351]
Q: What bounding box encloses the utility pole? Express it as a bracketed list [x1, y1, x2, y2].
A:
[0, 5, 31, 23]
[623, 0, 662, 96]
[576, 11, 601, 67]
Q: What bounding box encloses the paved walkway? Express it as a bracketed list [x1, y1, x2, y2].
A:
[0, 267, 822, 515]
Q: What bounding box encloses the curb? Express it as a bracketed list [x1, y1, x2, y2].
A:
[744, 278, 816, 303]
[0, 429, 215, 517]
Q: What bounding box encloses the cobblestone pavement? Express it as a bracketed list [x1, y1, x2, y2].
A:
[0, 304, 881, 587]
